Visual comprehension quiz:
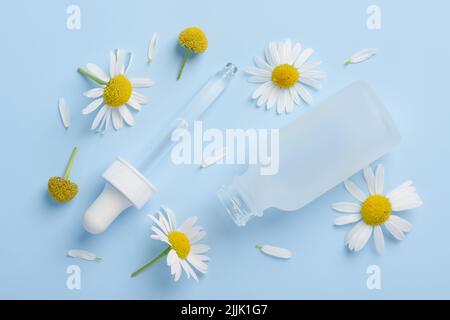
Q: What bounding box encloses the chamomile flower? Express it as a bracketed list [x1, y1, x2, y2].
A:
[245, 40, 325, 114]
[177, 27, 208, 80]
[131, 207, 210, 282]
[78, 49, 154, 132]
[333, 164, 423, 254]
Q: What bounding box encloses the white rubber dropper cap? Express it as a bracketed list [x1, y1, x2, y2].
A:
[84, 157, 157, 234]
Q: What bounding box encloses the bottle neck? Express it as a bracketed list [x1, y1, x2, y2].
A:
[217, 183, 257, 227]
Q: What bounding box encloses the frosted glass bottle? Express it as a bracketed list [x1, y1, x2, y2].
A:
[218, 81, 401, 226]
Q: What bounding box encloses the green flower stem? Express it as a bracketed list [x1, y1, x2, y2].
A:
[64, 147, 78, 180]
[77, 68, 108, 85]
[255, 244, 263, 249]
[131, 246, 171, 278]
[177, 48, 191, 80]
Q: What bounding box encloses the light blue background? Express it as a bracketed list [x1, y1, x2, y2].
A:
[1, 0, 449, 299]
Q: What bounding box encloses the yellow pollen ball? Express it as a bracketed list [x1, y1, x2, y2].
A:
[48, 177, 78, 203]
[168, 231, 191, 259]
[271, 64, 299, 89]
[361, 195, 392, 226]
[178, 27, 208, 54]
[103, 75, 132, 107]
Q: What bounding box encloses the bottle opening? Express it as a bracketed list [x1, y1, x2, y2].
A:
[217, 184, 254, 227]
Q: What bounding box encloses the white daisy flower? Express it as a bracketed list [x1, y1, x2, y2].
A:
[78, 49, 154, 132]
[333, 164, 423, 254]
[131, 207, 210, 282]
[245, 39, 325, 114]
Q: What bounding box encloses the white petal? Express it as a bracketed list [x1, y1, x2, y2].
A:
[181, 259, 199, 282]
[112, 109, 123, 130]
[257, 84, 275, 108]
[375, 164, 385, 194]
[96, 108, 111, 134]
[267, 88, 280, 110]
[187, 255, 208, 273]
[118, 106, 134, 126]
[148, 214, 169, 235]
[179, 216, 198, 233]
[190, 244, 210, 254]
[115, 49, 126, 75]
[288, 42, 302, 64]
[349, 224, 373, 252]
[346, 48, 377, 65]
[109, 50, 116, 78]
[384, 219, 406, 240]
[387, 180, 423, 211]
[151, 226, 168, 243]
[344, 180, 367, 202]
[82, 98, 103, 115]
[299, 60, 321, 72]
[147, 32, 158, 62]
[91, 106, 107, 130]
[248, 76, 270, 83]
[257, 245, 292, 259]
[162, 207, 177, 230]
[363, 166, 376, 195]
[131, 91, 148, 105]
[374, 226, 385, 254]
[294, 48, 314, 68]
[252, 81, 272, 100]
[68, 249, 101, 262]
[389, 215, 412, 233]
[332, 202, 361, 213]
[345, 221, 365, 244]
[83, 87, 104, 99]
[127, 97, 142, 111]
[86, 63, 109, 82]
[289, 86, 301, 105]
[279, 40, 291, 64]
[276, 90, 288, 114]
[124, 52, 133, 74]
[245, 67, 271, 78]
[158, 210, 172, 233]
[301, 71, 326, 80]
[254, 56, 272, 71]
[58, 98, 70, 129]
[294, 84, 313, 104]
[334, 214, 362, 226]
[189, 230, 206, 244]
[269, 42, 281, 66]
[299, 77, 321, 89]
[285, 93, 294, 113]
[200, 148, 228, 168]
[130, 78, 155, 87]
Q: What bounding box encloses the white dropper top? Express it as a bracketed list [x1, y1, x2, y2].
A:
[83, 63, 237, 234]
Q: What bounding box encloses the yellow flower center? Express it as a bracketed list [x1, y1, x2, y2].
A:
[103, 75, 132, 107]
[361, 195, 392, 226]
[168, 231, 191, 259]
[271, 64, 299, 89]
[178, 27, 208, 54]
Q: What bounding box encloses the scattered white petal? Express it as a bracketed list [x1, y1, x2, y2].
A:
[345, 48, 377, 65]
[200, 148, 229, 168]
[68, 249, 101, 262]
[147, 32, 158, 62]
[58, 98, 70, 129]
[256, 245, 292, 259]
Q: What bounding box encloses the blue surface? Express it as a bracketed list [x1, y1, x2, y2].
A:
[1, 0, 449, 299]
